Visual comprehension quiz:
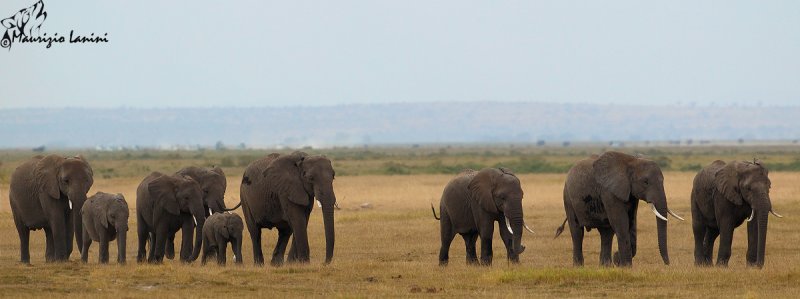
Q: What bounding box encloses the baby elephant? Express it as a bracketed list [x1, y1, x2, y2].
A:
[81, 192, 129, 264]
[433, 168, 532, 266]
[202, 212, 244, 265]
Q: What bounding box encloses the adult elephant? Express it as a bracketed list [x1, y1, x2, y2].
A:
[9, 155, 93, 263]
[162, 166, 236, 260]
[240, 151, 337, 266]
[691, 160, 782, 268]
[555, 151, 683, 267]
[434, 168, 531, 266]
[136, 172, 205, 263]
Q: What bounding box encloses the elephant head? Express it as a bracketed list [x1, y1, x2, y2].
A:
[178, 166, 227, 216]
[217, 213, 244, 263]
[715, 161, 777, 268]
[148, 174, 205, 262]
[35, 155, 94, 253]
[468, 167, 526, 257]
[262, 151, 337, 264]
[593, 151, 681, 265]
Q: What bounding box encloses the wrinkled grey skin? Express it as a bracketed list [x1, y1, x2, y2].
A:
[240, 151, 337, 266]
[135, 172, 205, 264]
[692, 160, 774, 268]
[556, 151, 672, 267]
[9, 155, 94, 263]
[81, 192, 129, 264]
[163, 166, 228, 260]
[437, 168, 526, 266]
[201, 212, 244, 265]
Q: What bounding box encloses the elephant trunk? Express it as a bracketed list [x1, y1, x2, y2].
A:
[69, 191, 88, 255]
[754, 198, 771, 268]
[116, 227, 127, 264]
[316, 184, 336, 264]
[505, 201, 525, 256]
[654, 200, 669, 265]
[188, 202, 206, 262]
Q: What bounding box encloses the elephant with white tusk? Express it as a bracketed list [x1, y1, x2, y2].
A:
[555, 152, 682, 267]
[433, 167, 528, 266]
[691, 160, 782, 268]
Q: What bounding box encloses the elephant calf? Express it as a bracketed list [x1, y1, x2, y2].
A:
[434, 168, 531, 266]
[202, 212, 244, 265]
[691, 160, 783, 268]
[81, 192, 129, 264]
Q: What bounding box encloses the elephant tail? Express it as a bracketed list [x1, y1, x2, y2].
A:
[430, 203, 440, 220]
[554, 218, 567, 239]
[223, 201, 242, 212]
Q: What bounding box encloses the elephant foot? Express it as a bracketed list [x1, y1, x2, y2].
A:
[439, 260, 449, 267]
[508, 255, 520, 264]
[270, 259, 284, 267]
[612, 252, 632, 267]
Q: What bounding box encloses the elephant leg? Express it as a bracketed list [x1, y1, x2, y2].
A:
[165, 234, 176, 260]
[567, 216, 584, 266]
[246, 222, 264, 266]
[702, 228, 719, 264]
[692, 219, 710, 266]
[716, 223, 735, 267]
[147, 232, 156, 262]
[151, 225, 169, 263]
[217, 239, 228, 266]
[461, 233, 478, 265]
[478, 222, 495, 266]
[438, 211, 455, 266]
[13, 216, 31, 264]
[201, 235, 210, 265]
[65, 210, 74, 259]
[44, 227, 55, 262]
[608, 211, 632, 267]
[598, 227, 614, 266]
[746, 219, 758, 266]
[50, 213, 69, 261]
[287, 215, 310, 263]
[99, 237, 110, 264]
[136, 215, 148, 263]
[271, 227, 292, 266]
[180, 220, 194, 262]
[81, 228, 91, 263]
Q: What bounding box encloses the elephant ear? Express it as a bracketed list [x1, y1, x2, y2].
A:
[148, 175, 181, 215]
[468, 168, 501, 214]
[592, 152, 632, 201]
[96, 197, 110, 229]
[211, 166, 227, 189]
[34, 155, 65, 199]
[71, 155, 95, 188]
[714, 162, 744, 205]
[262, 154, 309, 206]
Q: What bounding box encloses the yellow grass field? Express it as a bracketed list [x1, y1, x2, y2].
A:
[0, 168, 799, 298]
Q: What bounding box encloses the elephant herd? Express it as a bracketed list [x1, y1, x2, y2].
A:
[8, 151, 782, 269]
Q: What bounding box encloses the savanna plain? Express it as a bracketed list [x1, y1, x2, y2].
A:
[0, 145, 799, 298]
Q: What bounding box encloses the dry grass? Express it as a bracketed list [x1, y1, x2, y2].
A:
[0, 167, 799, 298]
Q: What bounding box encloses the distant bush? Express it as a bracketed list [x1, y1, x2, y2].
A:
[220, 157, 235, 167]
[765, 160, 800, 171]
[382, 162, 411, 175]
[496, 157, 568, 173]
[679, 164, 703, 172]
[237, 155, 259, 167]
[652, 156, 672, 170]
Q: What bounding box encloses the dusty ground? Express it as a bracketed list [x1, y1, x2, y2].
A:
[0, 170, 798, 298]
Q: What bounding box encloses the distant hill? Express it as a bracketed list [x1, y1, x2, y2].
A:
[1, 103, 799, 149]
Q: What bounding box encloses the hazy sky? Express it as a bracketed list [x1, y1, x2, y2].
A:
[0, 1, 798, 108]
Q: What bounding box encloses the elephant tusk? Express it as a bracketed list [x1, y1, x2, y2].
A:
[668, 209, 685, 221]
[523, 222, 535, 234]
[650, 203, 668, 221]
[68, 200, 73, 210]
[746, 210, 755, 222]
[316, 200, 322, 208]
[770, 210, 784, 218]
[208, 208, 213, 216]
[505, 217, 514, 235]
[193, 216, 197, 226]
